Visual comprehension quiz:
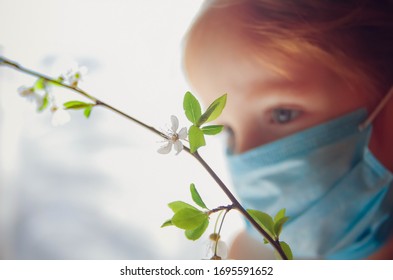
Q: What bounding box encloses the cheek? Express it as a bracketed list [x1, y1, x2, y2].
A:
[306, 91, 371, 127]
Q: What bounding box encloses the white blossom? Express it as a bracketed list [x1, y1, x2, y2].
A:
[157, 115, 187, 155]
[18, 86, 46, 110]
[18, 86, 40, 102]
[205, 233, 228, 260]
[61, 63, 88, 87]
[51, 106, 71, 127]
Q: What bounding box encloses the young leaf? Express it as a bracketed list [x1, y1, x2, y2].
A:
[168, 201, 198, 213]
[201, 125, 224, 135]
[64, 100, 92, 110]
[189, 125, 206, 153]
[197, 93, 227, 126]
[34, 78, 46, 91]
[273, 216, 289, 237]
[48, 76, 64, 87]
[280, 241, 293, 260]
[84, 105, 93, 118]
[38, 92, 49, 112]
[172, 208, 208, 230]
[161, 219, 173, 228]
[185, 218, 209, 240]
[247, 209, 275, 238]
[274, 208, 286, 223]
[190, 183, 208, 209]
[183, 91, 202, 125]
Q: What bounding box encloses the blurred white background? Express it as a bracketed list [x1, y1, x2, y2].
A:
[0, 0, 244, 259]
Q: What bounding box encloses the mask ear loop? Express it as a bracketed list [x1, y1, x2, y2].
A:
[359, 86, 393, 131]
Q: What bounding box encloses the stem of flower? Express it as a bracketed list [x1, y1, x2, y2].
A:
[214, 208, 229, 257]
[213, 209, 225, 233]
[0, 55, 288, 260]
[216, 209, 229, 238]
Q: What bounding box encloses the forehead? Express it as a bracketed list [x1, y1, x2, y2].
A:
[184, 6, 283, 102]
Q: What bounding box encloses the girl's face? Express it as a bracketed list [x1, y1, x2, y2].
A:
[185, 18, 375, 154]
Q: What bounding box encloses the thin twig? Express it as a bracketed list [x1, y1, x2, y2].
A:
[0, 56, 168, 139]
[191, 151, 288, 260]
[208, 204, 234, 216]
[0, 55, 289, 260]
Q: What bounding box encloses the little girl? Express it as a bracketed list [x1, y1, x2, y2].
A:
[183, 0, 393, 259]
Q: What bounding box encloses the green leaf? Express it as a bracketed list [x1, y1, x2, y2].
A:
[64, 100, 92, 110]
[273, 216, 289, 237]
[185, 218, 209, 240]
[34, 78, 46, 91]
[161, 219, 173, 228]
[280, 241, 293, 260]
[189, 125, 206, 153]
[84, 105, 93, 118]
[168, 201, 198, 213]
[247, 209, 275, 238]
[197, 93, 227, 126]
[190, 183, 208, 209]
[201, 125, 224, 135]
[38, 92, 49, 112]
[274, 208, 286, 223]
[183, 91, 202, 125]
[171, 208, 208, 230]
[46, 76, 64, 87]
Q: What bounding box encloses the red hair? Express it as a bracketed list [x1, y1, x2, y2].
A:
[186, 0, 393, 97]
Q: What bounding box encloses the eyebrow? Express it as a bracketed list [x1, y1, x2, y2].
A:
[248, 77, 311, 99]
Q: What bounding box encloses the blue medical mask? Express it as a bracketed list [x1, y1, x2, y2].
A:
[225, 108, 393, 259]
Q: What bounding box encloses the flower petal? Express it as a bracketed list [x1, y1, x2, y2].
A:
[51, 109, 71, 127]
[174, 140, 183, 154]
[170, 115, 179, 132]
[157, 142, 172, 154]
[216, 240, 228, 259]
[18, 86, 35, 100]
[205, 239, 228, 259]
[18, 86, 29, 95]
[178, 127, 188, 140]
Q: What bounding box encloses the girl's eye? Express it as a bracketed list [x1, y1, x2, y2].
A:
[271, 108, 301, 124]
